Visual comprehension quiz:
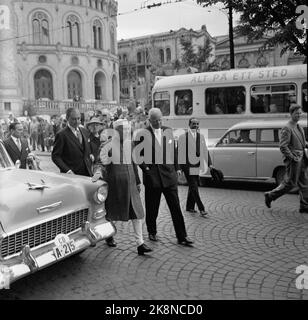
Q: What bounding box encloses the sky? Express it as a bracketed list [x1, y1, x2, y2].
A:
[116, 0, 241, 40]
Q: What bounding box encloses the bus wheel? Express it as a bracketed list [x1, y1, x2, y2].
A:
[275, 167, 285, 186]
[177, 171, 187, 185]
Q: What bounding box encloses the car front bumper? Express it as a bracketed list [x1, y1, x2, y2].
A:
[0, 220, 116, 289]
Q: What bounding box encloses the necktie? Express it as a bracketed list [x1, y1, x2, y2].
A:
[16, 138, 21, 151]
[76, 130, 83, 144]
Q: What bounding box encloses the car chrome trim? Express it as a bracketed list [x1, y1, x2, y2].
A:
[21, 245, 38, 272]
[37, 201, 63, 214]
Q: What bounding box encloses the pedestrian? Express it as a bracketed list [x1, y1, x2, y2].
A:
[29, 117, 39, 151]
[3, 122, 30, 169]
[37, 118, 46, 152]
[86, 117, 104, 164]
[178, 117, 213, 216]
[137, 108, 194, 246]
[264, 104, 308, 213]
[92, 119, 152, 255]
[52, 108, 93, 176]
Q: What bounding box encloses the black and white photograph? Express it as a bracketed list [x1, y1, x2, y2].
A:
[0, 0, 307, 309]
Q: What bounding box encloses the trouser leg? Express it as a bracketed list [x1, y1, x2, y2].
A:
[131, 219, 144, 246]
[184, 170, 195, 210]
[162, 186, 187, 241]
[145, 187, 161, 235]
[268, 160, 300, 201]
[187, 174, 205, 211]
[297, 160, 308, 210]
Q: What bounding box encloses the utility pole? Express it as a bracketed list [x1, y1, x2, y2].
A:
[228, 0, 235, 69]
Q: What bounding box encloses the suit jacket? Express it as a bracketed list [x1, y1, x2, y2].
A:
[4, 136, 30, 169]
[137, 125, 178, 189]
[280, 121, 308, 163]
[178, 131, 212, 174]
[52, 126, 93, 176]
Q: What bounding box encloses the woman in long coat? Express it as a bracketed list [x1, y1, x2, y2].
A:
[93, 119, 152, 255]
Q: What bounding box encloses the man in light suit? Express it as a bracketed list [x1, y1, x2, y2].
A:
[137, 108, 193, 246]
[4, 122, 30, 169]
[178, 118, 213, 216]
[52, 108, 92, 176]
[265, 104, 308, 213]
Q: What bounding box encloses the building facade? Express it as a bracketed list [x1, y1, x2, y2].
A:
[118, 27, 305, 108]
[118, 26, 215, 108]
[0, 0, 119, 118]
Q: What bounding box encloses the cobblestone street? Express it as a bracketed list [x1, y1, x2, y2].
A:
[1, 153, 308, 300]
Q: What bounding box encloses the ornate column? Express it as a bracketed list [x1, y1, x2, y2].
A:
[0, 0, 22, 117]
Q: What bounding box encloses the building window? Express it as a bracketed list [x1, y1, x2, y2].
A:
[251, 84, 296, 113]
[94, 72, 106, 100]
[137, 52, 142, 64]
[4, 102, 11, 111]
[110, 26, 116, 54]
[205, 86, 246, 114]
[159, 49, 164, 64]
[123, 54, 127, 63]
[67, 70, 82, 99]
[38, 55, 47, 64]
[112, 75, 117, 101]
[34, 69, 53, 100]
[166, 48, 171, 62]
[93, 20, 103, 49]
[32, 12, 50, 45]
[66, 15, 81, 47]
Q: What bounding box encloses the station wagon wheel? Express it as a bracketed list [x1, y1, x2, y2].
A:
[275, 167, 285, 186]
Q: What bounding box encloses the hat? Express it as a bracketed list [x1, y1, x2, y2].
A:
[113, 118, 129, 129]
[86, 117, 103, 128]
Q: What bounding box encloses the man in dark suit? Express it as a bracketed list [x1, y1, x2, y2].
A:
[178, 118, 213, 216]
[4, 122, 30, 169]
[137, 108, 193, 246]
[264, 104, 308, 213]
[52, 108, 92, 176]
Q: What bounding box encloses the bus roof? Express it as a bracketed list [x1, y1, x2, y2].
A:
[153, 65, 307, 90]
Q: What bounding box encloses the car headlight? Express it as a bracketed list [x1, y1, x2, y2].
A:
[93, 181, 108, 204]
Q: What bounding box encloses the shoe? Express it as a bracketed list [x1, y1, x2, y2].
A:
[199, 210, 208, 217]
[148, 234, 158, 242]
[106, 237, 117, 247]
[264, 192, 272, 208]
[137, 243, 153, 255]
[178, 237, 194, 247]
[299, 208, 308, 214]
[186, 209, 197, 213]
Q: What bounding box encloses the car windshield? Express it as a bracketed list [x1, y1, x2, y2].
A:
[0, 141, 14, 168]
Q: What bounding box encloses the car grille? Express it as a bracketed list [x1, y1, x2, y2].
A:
[0, 209, 88, 258]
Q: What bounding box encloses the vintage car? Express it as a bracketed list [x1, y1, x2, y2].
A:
[0, 140, 116, 289]
[200, 119, 308, 185]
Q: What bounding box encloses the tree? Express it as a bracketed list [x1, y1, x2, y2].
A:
[196, 37, 214, 71]
[180, 37, 197, 67]
[196, 0, 236, 69]
[234, 0, 307, 60]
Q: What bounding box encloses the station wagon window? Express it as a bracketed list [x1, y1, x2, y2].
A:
[259, 129, 280, 144]
[302, 82, 307, 113]
[251, 84, 296, 113]
[153, 91, 170, 116]
[219, 129, 256, 145]
[175, 90, 193, 115]
[205, 86, 246, 114]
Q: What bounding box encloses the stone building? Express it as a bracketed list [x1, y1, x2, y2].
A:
[118, 26, 215, 108]
[0, 0, 119, 118]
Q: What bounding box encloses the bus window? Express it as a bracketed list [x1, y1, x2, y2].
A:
[251, 84, 296, 113]
[175, 90, 193, 115]
[302, 82, 307, 113]
[205, 86, 245, 114]
[153, 91, 170, 116]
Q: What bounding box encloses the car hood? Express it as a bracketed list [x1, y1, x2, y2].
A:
[0, 169, 98, 234]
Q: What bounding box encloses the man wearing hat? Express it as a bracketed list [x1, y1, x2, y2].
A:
[86, 117, 104, 163]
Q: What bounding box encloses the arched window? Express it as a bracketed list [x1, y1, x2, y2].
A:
[89, 0, 92, 7]
[166, 48, 171, 62]
[34, 69, 53, 100]
[32, 12, 50, 45]
[112, 75, 117, 101]
[67, 70, 82, 99]
[66, 15, 80, 47]
[95, 0, 99, 9]
[159, 49, 164, 64]
[93, 20, 103, 49]
[110, 26, 116, 54]
[94, 72, 106, 100]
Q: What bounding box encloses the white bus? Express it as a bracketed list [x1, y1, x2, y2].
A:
[152, 64, 307, 140]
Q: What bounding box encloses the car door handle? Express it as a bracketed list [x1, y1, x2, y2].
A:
[247, 152, 255, 155]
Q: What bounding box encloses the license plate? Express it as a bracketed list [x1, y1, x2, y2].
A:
[53, 234, 76, 260]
